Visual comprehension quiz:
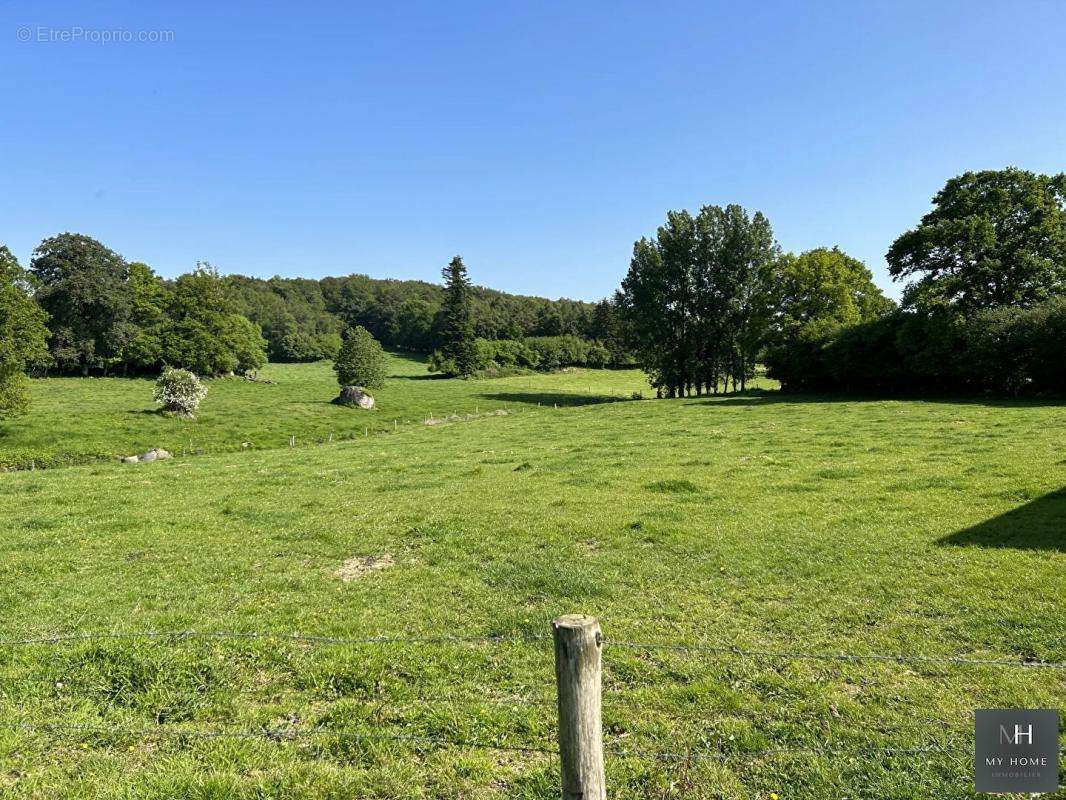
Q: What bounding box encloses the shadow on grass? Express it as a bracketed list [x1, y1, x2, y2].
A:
[685, 389, 1066, 409]
[937, 488, 1065, 552]
[478, 392, 623, 408]
[393, 372, 448, 381]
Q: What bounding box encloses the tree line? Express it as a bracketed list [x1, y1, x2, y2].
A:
[2, 167, 1062, 419]
[764, 168, 1065, 396]
[618, 168, 1064, 398]
[0, 235, 615, 416]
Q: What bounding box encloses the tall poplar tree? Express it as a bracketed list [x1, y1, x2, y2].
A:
[620, 204, 778, 396]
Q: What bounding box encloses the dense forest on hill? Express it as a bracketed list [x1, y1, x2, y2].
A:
[231, 272, 600, 361]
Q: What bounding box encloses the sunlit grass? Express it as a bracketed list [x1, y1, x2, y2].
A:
[1, 353, 673, 470]
[0, 362, 1062, 798]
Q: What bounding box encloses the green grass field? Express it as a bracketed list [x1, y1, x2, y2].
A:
[0, 359, 1063, 798]
[0, 353, 673, 471]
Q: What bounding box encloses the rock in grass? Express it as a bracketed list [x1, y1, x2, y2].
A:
[121, 448, 172, 464]
[334, 385, 375, 410]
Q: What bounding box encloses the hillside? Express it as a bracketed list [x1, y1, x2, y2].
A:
[0, 368, 1062, 798]
[1, 354, 664, 471]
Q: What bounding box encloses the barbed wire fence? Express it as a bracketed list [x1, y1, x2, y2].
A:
[1, 621, 1062, 793]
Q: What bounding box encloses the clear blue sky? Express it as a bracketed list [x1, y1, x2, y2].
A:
[2, 1, 1064, 302]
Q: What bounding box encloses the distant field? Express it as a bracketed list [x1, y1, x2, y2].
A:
[0, 373, 1062, 798]
[0, 354, 688, 470]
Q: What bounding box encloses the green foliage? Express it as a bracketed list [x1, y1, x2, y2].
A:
[153, 367, 208, 417]
[115, 261, 170, 373]
[589, 296, 634, 366]
[160, 264, 267, 376]
[230, 275, 344, 362]
[439, 256, 478, 376]
[766, 298, 1066, 395]
[332, 326, 387, 390]
[30, 232, 132, 375]
[320, 272, 599, 351]
[0, 246, 51, 418]
[773, 247, 894, 330]
[621, 205, 778, 396]
[763, 248, 895, 390]
[434, 335, 617, 375]
[887, 168, 1066, 314]
[19, 235, 607, 377]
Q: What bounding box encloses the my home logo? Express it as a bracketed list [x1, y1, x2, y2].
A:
[1000, 722, 1033, 745]
[975, 710, 1058, 794]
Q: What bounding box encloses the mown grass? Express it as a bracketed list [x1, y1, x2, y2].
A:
[0, 365, 1063, 799]
[0, 353, 674, 470]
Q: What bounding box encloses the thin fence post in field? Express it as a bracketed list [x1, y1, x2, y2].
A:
[552, 614, 605, 800]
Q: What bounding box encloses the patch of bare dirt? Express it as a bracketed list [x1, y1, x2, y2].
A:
[333, 553, 395, 582]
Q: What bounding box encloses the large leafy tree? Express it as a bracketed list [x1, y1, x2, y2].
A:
[773, 247, 894, 330]
[764, 247, 894, 390]
[707, 205, 778, 392]
[120, 261, 170, 373]
[0, 246, 51, 417]
[887, 168, 1066, 314]
[161, 263, 267, 376]
[30, 233, 132, 375]
[438, 255, 478, 376]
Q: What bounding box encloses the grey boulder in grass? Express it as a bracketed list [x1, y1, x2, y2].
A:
[334, 385, 375, 410]
[121, 448, 173, 464]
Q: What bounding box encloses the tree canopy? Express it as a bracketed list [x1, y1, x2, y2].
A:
[0, 246, 51, 417]
[30, 233, 132, 375]
[333, 325, 388, 390]
[437, 256, 478, 377]
[160, 264, 267, 376]
[620, 204, 778, 396]
[773, 247, 894, 331]
[887, 168, 1066, 314]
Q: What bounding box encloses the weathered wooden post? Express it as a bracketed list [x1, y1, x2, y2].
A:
[552, 614, 605, 799]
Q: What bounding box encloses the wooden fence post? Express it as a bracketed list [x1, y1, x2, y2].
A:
[553, 614, 605, 800]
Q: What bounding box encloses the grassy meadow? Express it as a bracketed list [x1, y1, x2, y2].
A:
[0, 360, 1063, 798]
[0, 353, 672, 471]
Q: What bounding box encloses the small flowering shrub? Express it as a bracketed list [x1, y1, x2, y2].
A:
[154, 367, 207, 417]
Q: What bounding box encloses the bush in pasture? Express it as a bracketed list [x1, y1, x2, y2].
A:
[154, 367, 208, 417]
[333, 326, 387, 390]
[427, 350, 458, 376]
